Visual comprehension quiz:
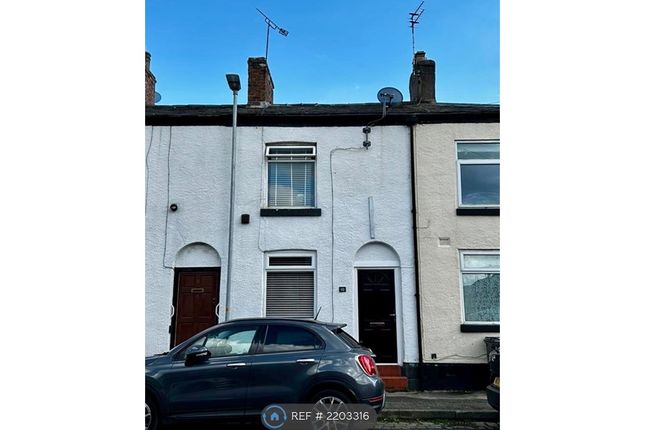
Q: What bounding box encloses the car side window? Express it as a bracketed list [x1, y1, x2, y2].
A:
[204, 326, 258, 357]
[176, 326, 259, 360]
[262, 325, 323, 353]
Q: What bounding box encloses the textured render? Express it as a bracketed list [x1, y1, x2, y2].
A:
[145, 125, 418, 362]
[414, 123, 500, 364]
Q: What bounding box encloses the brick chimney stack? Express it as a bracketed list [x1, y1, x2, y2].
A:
[247, 57, 274, 106]
[145, 51, 157, 106]
[409, 51, 436, 104]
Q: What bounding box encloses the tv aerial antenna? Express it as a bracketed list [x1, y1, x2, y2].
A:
[362, 87, 404, 149]
[409, 1, 425, 59]
[256, 8, 289, 60]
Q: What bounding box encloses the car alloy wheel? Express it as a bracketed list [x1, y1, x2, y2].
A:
[145, 395, 160, 430]
[312, 394, 350, 430]
[315, 396, 346, 407]
[145, 402, 152, 430]
[311, 389, 351, 410]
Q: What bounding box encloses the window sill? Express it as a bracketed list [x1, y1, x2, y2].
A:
[456, 208, 500, 216]
[260, 208, 322, 217]
[460, 324, 500, 333]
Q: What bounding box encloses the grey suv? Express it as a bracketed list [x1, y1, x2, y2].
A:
[145, 318, 385, 429]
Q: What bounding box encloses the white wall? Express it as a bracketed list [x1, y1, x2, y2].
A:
[145, 125, 418, 362]
[413, 123, 500, 364]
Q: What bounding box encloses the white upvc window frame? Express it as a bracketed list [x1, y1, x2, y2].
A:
[265, 143, 317, 209]
[265, 145, 316, 158]
[456, 139, 500, 209]
[459, 250, 500, 325]
[264, 251, 317, 318]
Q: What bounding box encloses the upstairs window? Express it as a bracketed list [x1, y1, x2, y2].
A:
[266, 144, 316, 208]
[457, 141, 500, 207]
[265, 253, 315, 318]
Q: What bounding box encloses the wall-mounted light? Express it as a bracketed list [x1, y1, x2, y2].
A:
[169, 203, 178, 212]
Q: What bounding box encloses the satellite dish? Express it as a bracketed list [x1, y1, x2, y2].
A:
[377, 87, 403, 107]
[362, 86, 404, 150]
[154, 92, 162, 103]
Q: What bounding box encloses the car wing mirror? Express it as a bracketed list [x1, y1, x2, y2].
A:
[185, 345, 211, 365]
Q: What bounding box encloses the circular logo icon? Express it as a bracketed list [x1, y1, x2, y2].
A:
[261, 404, 287, 429]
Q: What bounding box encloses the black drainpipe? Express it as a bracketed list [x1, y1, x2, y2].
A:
[408, 118, 425, 390]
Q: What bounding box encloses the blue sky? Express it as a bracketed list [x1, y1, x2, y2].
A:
[146, 0, 499, 105]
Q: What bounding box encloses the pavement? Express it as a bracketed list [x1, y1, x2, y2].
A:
[168, 391, 499, 429]
[381, 391, 499, 422]
[374, 422, 498, 430]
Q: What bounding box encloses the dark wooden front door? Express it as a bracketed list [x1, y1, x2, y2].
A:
[357, 269, 397, 363]
[173, 268, 220, 347]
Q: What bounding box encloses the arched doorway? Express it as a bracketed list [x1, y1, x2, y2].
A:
[171, 243, 221, 347]
[354, 242, 401, 364]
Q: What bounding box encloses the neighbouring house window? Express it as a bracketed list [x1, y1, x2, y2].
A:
[266, 144, 316, 207]
[460, 251, 500, 323]
[457, 141, 500, 207]
[265, 253, 315, 318]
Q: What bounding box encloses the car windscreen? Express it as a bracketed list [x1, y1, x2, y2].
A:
[334, 328, 362, 348]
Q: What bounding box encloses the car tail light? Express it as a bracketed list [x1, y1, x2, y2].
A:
[357, 354, 378, 376]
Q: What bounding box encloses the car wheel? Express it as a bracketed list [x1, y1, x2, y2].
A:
[311, 389, 352, 407]
[310, 390, 352, 430]
[145, 395, 160, 430]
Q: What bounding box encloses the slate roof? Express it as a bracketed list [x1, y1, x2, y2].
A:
[145, 102, 499, 127]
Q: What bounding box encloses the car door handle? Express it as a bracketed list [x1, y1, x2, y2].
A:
[296, 358, 317, 364]
[226, 362, 247, 368]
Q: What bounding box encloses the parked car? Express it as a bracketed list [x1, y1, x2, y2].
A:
[485, 345, 500, 411]
[145, 318, 386, 429]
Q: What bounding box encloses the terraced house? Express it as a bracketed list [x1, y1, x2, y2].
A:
[145, 51, 499, 391]
[409, 53, 500, 389]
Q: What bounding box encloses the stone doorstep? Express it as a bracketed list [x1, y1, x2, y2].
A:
[377, 365, 409, 392]
[377, 364, 402, 377]
[382, 376, 409, 392]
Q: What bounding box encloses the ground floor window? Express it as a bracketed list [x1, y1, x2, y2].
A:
[460, 250, 500, 323]
[265, 253, 315, 318]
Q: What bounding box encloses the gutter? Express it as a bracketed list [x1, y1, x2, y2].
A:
[408, 120, 425, 390]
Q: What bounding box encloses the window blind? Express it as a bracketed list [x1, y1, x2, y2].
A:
[266, 271, 314, 318]
[268, 161, 315, 207]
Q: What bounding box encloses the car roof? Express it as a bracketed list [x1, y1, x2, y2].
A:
[222, 317, 347, 330]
